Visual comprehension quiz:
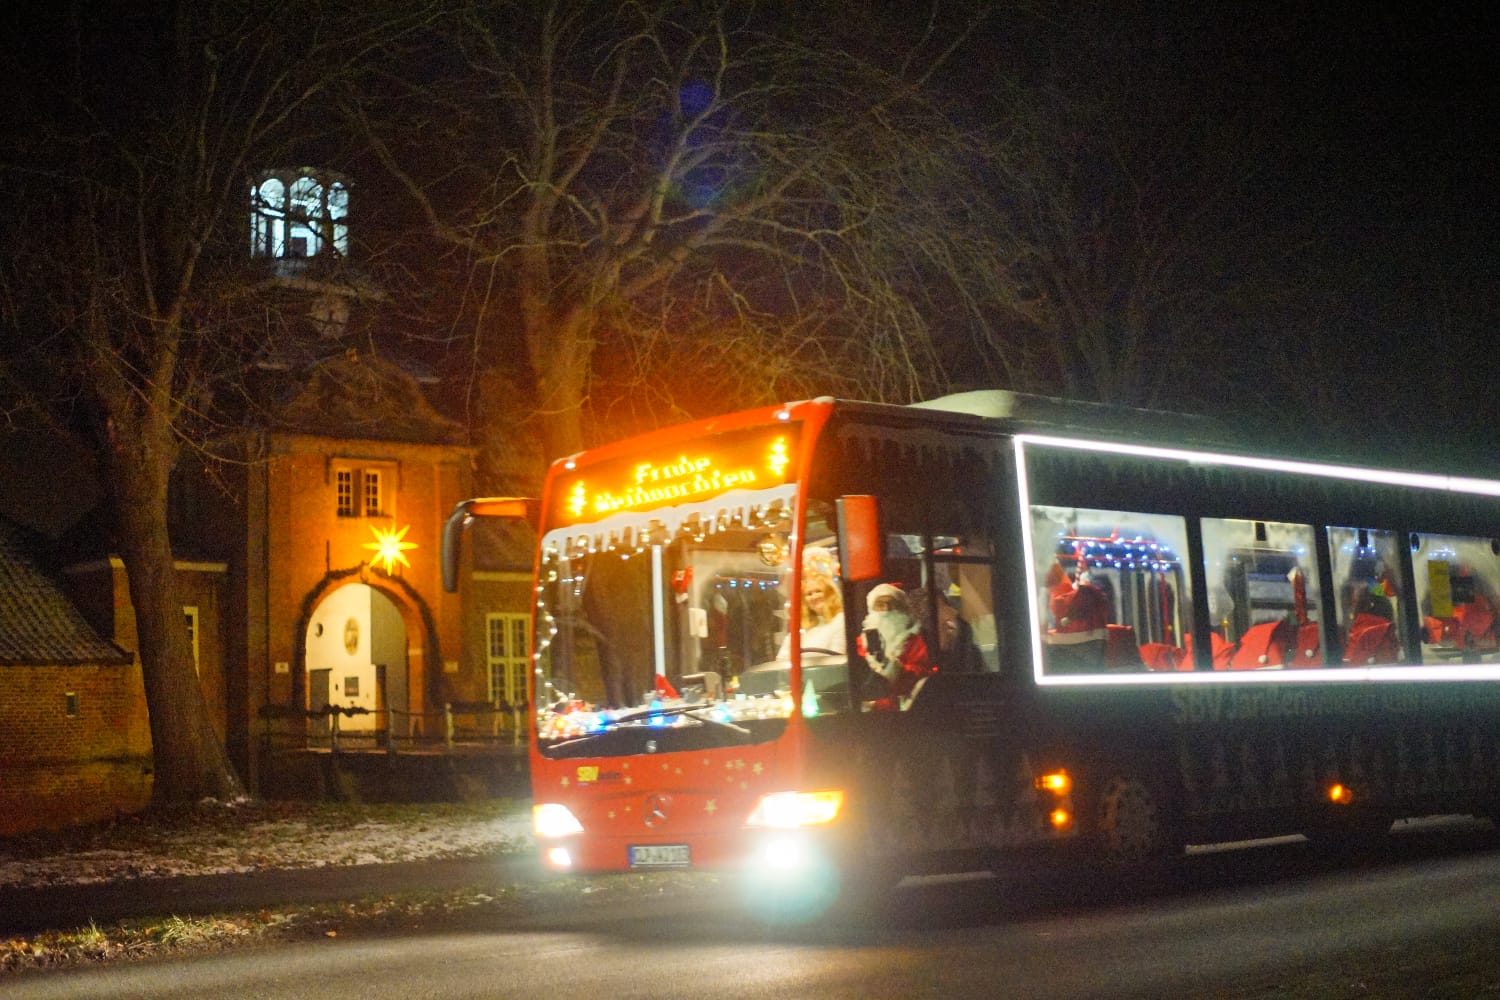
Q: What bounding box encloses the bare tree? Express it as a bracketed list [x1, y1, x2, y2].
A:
[969, 89, 1268, 410]
[938, 5, 1321, 414]
[358, 0, 1004, 469]
[0, 0, 429, 805]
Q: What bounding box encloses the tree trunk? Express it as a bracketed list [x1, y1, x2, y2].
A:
[108, 411, 244, 806]
[525, 297, 591, 464]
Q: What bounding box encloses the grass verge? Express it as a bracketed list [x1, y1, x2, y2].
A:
[1, 873, 721, 976]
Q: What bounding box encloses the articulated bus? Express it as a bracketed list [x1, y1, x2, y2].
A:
[444, 391, 1500, 913]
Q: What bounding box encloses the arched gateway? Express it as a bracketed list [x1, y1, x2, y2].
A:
[297, 572, 441, 739]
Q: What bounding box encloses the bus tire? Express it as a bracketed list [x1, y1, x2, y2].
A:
[1094, 773, 1178, 868]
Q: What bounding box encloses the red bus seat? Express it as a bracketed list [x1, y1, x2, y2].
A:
[1183, 631, 1236, 670]
[1139, 642, 1184, 671]
[1455, 595, 1497, 650]
[1344, 613, 1398, 665]
[1228, 620, 1289, 669]
[1289, 622, 1322, 666]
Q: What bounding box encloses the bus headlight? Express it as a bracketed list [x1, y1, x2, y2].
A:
[745, 790, 845, 829]
[533, 802, 584, 838]
[749, 832, 818, 874]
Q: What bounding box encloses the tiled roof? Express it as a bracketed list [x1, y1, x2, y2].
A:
[0, 519, 131, 666]
[272, 352, 465, 445]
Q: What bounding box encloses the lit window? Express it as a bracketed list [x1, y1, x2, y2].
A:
[184, 606, 200, 675]
[251, 177, 285, 257]
[288, 176, 323, 258]
[1410, 531, 1500, 664]
[336, 469, 356, 517]
[334, 465, 394, 518]
[249, 169, 350, 260]
[1200, 518, 1322, 670]
[363, 471, 383, 517]
[1327, 527, 1402, 666]
[329, 182, 349, 255]
[1029, 505, 1193, 676]
[487, 613, 529, 708]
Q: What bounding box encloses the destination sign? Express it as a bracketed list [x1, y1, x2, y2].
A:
[550, 424, 799, 525]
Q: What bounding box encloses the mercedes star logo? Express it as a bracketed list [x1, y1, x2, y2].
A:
[643, 793, 671, 828]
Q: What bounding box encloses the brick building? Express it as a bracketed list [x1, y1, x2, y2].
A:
[1, 168, 535, 828]
[173, 351, 534, 793]
[0, 519, 145, 836]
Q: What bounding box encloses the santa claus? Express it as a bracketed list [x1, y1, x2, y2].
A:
[858, 583, 933, 709]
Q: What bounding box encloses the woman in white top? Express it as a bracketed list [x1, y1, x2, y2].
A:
[779, 546, 846, 658]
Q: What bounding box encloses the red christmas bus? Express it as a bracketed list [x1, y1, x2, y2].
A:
[444, 391, 1500, 915]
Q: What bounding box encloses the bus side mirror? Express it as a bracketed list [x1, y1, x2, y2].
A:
[442, 498, 536, 592]
[441, 503, 473, 593]
[837, 495, 882, 583]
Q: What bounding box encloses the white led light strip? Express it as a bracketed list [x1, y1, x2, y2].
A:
[1013, 435, 1500, 687]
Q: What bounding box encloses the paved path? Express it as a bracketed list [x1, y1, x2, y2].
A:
[0, 854, 541, 935]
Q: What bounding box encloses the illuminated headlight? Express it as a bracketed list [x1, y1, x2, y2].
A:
[533, 802, 584, 838]
[750, 833, 816, 873]
[745, 790, 844, 829]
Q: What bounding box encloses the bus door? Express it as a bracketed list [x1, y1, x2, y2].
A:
[835, 506, 1062, 860]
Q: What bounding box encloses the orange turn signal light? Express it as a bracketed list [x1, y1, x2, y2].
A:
[1035, 770, 1072, 795]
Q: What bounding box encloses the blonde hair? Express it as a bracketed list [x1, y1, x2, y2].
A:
[800, 547, 844, 627]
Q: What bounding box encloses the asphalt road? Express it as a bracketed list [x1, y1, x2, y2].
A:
[7, 821, 1500, 999]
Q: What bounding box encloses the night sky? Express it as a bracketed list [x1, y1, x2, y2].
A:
[970, 3, 1500, 469]
[1, 3, 1497, 475]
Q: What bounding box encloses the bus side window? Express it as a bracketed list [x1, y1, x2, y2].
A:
[1327, 527, 1402, 666]
[1029, 506, 1193, 676]
[1410, 531, 1500, 663]
[924, 565, 994, 673]
[1201, 518, 1322, 670]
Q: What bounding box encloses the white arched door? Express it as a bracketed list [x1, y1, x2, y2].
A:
[305, 584, 407, 734]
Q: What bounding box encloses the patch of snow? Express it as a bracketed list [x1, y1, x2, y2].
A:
[0, 812, 534, 890]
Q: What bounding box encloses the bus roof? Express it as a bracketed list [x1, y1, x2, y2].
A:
[836, 389, 1233, 449]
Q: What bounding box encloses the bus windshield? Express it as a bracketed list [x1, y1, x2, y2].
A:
[534, 483, 833, 757]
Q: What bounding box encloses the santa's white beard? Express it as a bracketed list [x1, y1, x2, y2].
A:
[863, 609, 921, 680]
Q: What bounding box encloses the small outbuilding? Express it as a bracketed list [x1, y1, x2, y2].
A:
[0, 518, 147, 836]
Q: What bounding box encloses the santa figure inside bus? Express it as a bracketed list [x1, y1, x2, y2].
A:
[858, 583, 934, 709]
[1036, 552, 1115, 672]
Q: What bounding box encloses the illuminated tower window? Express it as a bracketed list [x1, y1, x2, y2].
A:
[249, 168, 350, 260]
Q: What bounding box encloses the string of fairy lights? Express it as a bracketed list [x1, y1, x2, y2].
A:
[1055, 533, 1182, 574]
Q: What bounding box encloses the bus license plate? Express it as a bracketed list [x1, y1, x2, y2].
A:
[629, 844, 690, 868]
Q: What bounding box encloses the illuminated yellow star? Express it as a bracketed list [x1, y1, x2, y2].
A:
[364, 524, 417, 574]
[766, 436, 790, 477]
[566, 482, 587, 518]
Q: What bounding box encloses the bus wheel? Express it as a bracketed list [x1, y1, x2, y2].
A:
[1095, 774, 1176, 867]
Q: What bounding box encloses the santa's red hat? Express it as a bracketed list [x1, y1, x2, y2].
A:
[866, 582, 911, 613]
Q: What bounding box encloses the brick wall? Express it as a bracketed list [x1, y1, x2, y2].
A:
[0, 662, 152, 836]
